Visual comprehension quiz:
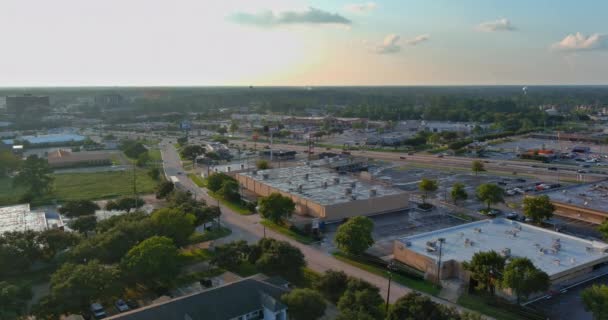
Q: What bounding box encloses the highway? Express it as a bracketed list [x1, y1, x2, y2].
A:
[159, 140, 481, 315]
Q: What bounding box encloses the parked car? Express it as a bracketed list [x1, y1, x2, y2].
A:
[90, 303, 107, 319]
[115, 299, 130, 312]
[516, 178, 527, 183]
[506, 212, 519, 220]
[548, 167, 558, 171]
[497, 181, 508, 186]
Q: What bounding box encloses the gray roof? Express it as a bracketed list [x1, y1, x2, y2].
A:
[107, 278, 288, 320]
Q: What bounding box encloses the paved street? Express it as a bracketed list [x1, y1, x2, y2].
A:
[159, 141, 474, 312]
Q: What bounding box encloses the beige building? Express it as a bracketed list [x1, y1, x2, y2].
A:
[47, 150, 112, 168]
[236, 165, 408, 221]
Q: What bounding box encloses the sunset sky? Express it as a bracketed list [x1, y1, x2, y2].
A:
[1, 0, 607, 86]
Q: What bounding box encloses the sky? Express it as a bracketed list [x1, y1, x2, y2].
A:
[1, 0, 607, 86]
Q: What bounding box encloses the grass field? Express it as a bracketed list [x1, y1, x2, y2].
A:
[457, 294, 544, 320]
[187, 173, 205, 187]
[333, 252, 440, 296]
[260, 220, 316, 245]
[0, 169, 158, 206]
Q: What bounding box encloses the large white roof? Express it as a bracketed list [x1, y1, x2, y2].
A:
[398, 218, 608, 277]
[0, 204, 48, 234]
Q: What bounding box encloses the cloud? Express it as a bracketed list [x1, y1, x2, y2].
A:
[476, 18, 516, 32]
[376, 34, 401, 54]
[406, 34, 430, 46]
[231, 7, 351, 27]
[345, 2, 377, 13]
[552, 32, 608, 51]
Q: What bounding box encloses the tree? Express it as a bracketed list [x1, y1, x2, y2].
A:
[334, 216, 374, 255]
[418, 178, 438, 204]
[121, 141, 147, 159]
[337, 278, 384, 320]
[105, 196, 143, 212]
[258, 192, 295, 224]
[13, 155, 53, 196]
[229, 121, 239, 134]
[0, 281, 32, 320]
[177, 136, 188, 146]
[148, 167, 161, 180]
[0, 231, 43, 276]
[206, 172, 233, 193]
[523, 195, 555, 224]
[314, 270, 349, 303]
[471, 160, 486, 176]
[253, 238, 305, 280]
[599, 220, 608, 241]
[121, 236, 180, 285]
[180, 145, 205, 160]
[136, 151, 150, 167]
[37, 229, 80, 259]
[217, 126, 228, 135]
[69, 215, 97, 233]
[155, 181, 175, 199]
[582, 284, 608, 320]
[256, 159, 271, 170]
[0, 150, 20, 177]
[211, 240, 251, 269]
[476, 184, 504, 211]
[462, 251, 506, 295]
[47, 261, 121, 314]
[150, 208, 196, 246]
[282, 288, 326, 320]
[501, 257, 550, 304]
[217, 179, 240, 202]
[387, 292, 456, 320]
[450, 183, 468, 204]
[58, 200, 100, 218]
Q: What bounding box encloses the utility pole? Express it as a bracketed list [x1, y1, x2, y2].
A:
[385, 261, 394, 314]
[436, 238, 445, 287]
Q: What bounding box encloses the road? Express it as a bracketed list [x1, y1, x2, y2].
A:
[159, 141, 478, 314]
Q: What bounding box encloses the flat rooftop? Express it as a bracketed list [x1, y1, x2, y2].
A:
[239, 165, 405, 206]
[398, 218, 608, 277]
[0, 204, 48, 234]
[546, 183, 608, 213]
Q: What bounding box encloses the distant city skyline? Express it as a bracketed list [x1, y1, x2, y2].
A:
[1, 0, 607, 86]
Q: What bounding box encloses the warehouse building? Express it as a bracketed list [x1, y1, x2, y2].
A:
[394, 219, 608, 288]
[0, 204, 64, 234]
[236, 164, 408, 221]
[545, 183, 608, 225]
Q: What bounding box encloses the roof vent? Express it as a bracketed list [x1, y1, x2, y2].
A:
[262, 173, 269, 180]
[369, 189, 377, 197]
[304, 173, 309, 180]
[323, 181, 328, 189]
[345, 187, 352, 195]
[334, 177, 340, 184]
[350, 181, 356, 188]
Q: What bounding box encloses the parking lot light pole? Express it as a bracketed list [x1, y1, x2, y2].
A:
[436, 238, 445, 287]
[385, 261, 394, 314]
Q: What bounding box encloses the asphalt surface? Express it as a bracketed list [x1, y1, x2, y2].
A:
[159, 140, 480, 315]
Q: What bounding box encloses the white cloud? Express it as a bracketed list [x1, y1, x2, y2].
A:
[407, 34, 430, 46]
[552, 32, 608, 51]
[476, 18, 516, 32]
[345, 2, 377, 14]
[231, 7, 351, 27]
[376, 34, 400, 54]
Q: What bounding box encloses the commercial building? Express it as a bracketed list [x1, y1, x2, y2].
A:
[236, 164, 408, 221]
[47, 150, 112, 168]
[2, 133, 86, 147]
[107, 277, 289, 320]
[0, 204, 64, 234]
[6, 94, 50, 117]
[258, 150, 297, 161]
[394, 219, 608, 287]
[545, 183, 608, 224]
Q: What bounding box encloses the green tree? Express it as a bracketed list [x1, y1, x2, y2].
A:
[217, 179, 240, 202]
[211, 240, 251, 269]
[47, 261, 121, 314]
[476, 184, 504, 211]
[0, 281, 32, 320]
[462, 251, 506, 295]
[105, 196, 143, 212]
[206, 172, 234, 193]
[217, 126, 228, 135]
[253, 238, 305, 280]
[418, 178, 438, 204]
[59, 200, 100, 218]
[121, 141, 147, 159]
[582, 284, 608, 320]
[180, 145, 205, 160]
[256, 159, 271, 170]
[37, 229, 80, 259]
[599, 220, 608, 241]
[0, 231, 43, 276]
[155, 181, 175, 199]
[121, 236, 180, 285]
[387, 292, 457, 320]
[450, 182, 468, 204]
[136, 151, 150, 167]
[258, 192, 295, 224]
[337, 278, 384, 320]
[150, 208, 196, 246]
[334, 216, 374, 255]
[314, 269, 349, 303]
[0, 150, 20, 177]
[471, 160, 486, 176]
[282, 288, 327, 320]
[148, 167, 161, 180]
[69, 215, 97, 233]
[523, 195, 555, 224]
[177, 136, 188, 146]
[13, 155, 53, 196]
[501, 257, 550, 304]
[230, 121, 239, 134]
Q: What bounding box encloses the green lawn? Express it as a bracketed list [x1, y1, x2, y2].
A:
[187, 173, 205, 187]
[188, 227, 232, 244]
[260, 220, 316, 245]
[208, 191, 252, 215]
[333, 252, 440, 296]
[0, 169, 158, 206]
[148, 148, 162, 162]
[457, 294, 545, 320]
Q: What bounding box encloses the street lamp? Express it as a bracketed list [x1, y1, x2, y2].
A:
[436, 237, 445, 287]
[385, 261, 395, 314]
